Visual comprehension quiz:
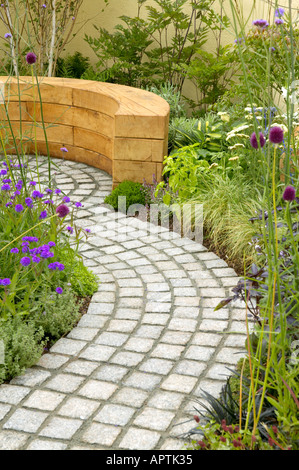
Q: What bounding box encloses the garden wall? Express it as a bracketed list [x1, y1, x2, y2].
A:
[0, 76, 170, 188]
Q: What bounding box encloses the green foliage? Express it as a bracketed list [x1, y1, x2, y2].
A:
[104, 180, 150, 212]
[58, 247, 99, 297]
[30, 285, 82, 340]
[0, 315, 45, 384]
[84, 0, 223, 94]
[55, 52, 91, 79]
[145, 83, 187, 122]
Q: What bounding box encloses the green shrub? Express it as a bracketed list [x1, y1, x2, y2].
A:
[0, 316, 45, 384]
[30, 285, 82, 340]
[57, 247, 99, 297]
[55, 51, 91, 79]
[104, 181, 149, 212]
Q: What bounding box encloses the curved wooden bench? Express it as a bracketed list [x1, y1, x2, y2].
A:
[0, 76, 170, 188]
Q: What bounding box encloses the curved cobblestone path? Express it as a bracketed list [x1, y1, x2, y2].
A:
[0, 157, 248, 450]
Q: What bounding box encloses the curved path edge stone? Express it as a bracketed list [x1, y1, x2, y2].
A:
[0, 157, 249, 451]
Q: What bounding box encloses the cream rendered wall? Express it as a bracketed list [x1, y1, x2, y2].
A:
[66, 0, 286, 59]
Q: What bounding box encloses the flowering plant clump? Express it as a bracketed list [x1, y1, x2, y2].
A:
[0, 155, 92, 320]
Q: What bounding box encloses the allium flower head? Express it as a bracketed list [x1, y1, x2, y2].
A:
[282, 186, 296, 202]
[56, 204, 70, 218]
[269, 126, 284, 144]
[250, 132, 266, 149]
[26, 52, 37, 65]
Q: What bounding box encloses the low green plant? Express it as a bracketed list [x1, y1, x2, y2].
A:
[104, 180, 150, 212]
[0, 315, 45, 384]
[30, 284, 82, 340]
[57, 247, 99, 297]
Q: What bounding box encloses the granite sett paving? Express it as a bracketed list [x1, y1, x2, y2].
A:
[0, 157, 250, 450]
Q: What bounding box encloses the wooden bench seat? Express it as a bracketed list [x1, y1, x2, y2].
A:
[0, 76, 170, 188]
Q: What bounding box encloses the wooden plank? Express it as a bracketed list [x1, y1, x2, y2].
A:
[74, 127, 113, 158]
[114, 137, 165, 163]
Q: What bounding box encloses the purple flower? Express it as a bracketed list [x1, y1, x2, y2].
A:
[56, 287, 63, 294]
[0, 278, 11, 286]
[63, 196, 70, 203]
[250, 132, 266, 149]
[25, 197, 33, 207]
[67, 226, 74, 234]
[275, 8, 285, 17]
[4, 33, 12, 39]
[5, 202, 12, 207]
[39, 210, 47, 220]
[253, 19, 269, 29]
[56, 204, 70, 218]
[20, 257, 31, 266]
[85, 228, 91, 233]
[54, 189, 61, 195]
[10, 247, 19, 254]
[15, 204, 24, 213]
[47, 241, 56, 247]
[275, 18, 284, 25]
[22, 236, 39, 242]
[1, 183, 11, 191]
[45, 188, 53, 194]
[282, 186, 296, 202]
[29, 181, 37, 186]
[26, 52, 37, 65]
[0, 169, 7, 175]
[44, 199, 54, 205]
[269, 126, 284, 144]
[32, 190, 43, 198]
[74, 202, 82, 208]
[60, 147, 68, 153]
[32, 256, 41, 264]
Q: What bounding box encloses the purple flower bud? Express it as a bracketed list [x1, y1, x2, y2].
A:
[269, 126, 284, 144]
[250, 132, 266, 149]
[56, 204, 70, 218]
[282, 186, 296, 202]
[26, 52, 37, 65]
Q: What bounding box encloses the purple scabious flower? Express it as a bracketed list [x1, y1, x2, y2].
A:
[56, 204, 70, 218]
[0, 278, 11, 286]
[0, 169, 7, 176]
[39, 210, 47, 220]
[26, 52, 37, 65]
[10, 247, 19, 254]
[20, 257, 31, 266]
[54, 189, 61, 195]
[269, 126, 284, 144]
[250, 132, 266, 149]
[47, 241, 56, 248]
[282, 186, 296, 202]
[56, 287, 63, 294]
[1, 183, 11, 191]
[15, 204, 24, 213]
[32, 256, 41, 263]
